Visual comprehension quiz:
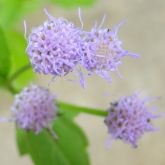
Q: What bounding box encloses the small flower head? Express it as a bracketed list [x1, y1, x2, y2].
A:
[11, 84, 57, 133]
[81, 21, 139, 82]
[26, 10, 83, 77]
[104, 93, 159, 148]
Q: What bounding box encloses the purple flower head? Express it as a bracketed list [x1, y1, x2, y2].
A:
[81, 20, 139, 82]
[11, 84, 57, 134]
[26, 10, 83, 77]
[104, 93, 159, 148]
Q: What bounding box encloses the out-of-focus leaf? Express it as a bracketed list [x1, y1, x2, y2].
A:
[0, 77, 5, 86]
[52, 117, 89, 165]
[16, 128, 29, 155]
[50, 0, 95, 7]
[16, 113, 90, 165]
[6, 30, 34, 89]
[0, 0, 23, 28]
[0, 0, 42, 28]
[28, 131, 71, 165]
[0, 26, 10, 86]
[17, 128, 71, 165]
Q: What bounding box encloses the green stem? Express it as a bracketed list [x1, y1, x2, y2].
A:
[6, 84, 18, 94]
[9, 64, 31, 82]
[57, 101, 108, 117]
[5, 64, 31, 94]
[6, 64, 108, 117]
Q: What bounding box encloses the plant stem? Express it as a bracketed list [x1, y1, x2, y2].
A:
[9, 64, 31, 82]
[5, 64, 31, 94]
[6, 84, 18, 94]
[57, 101, 108, 117]
[6, 64, 108, 117]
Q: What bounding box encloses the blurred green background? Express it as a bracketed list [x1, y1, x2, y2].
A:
[0, 0, 165, 165]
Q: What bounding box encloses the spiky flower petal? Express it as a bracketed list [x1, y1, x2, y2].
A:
[26, 11, 83, 77]
[81, 22, 139, 82]
[11, 84, 57, 133]
[104, 93, 159, 148]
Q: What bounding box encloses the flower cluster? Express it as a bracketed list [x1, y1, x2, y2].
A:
[81, 23, 139, 82]
[26, 11, 138, 84]
[104, 93, 159, 148]
[11, 84, 57, 133]
[2, 9, 159, 151]
[26, 12, 83, 77]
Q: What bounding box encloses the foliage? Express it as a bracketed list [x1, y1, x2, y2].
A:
[0, 26, 10, 86]
[6, 31, 34, 90]
[16, 110, 90, 165]
[0, 0, 42, 28]
[50, 0, 95, 7]
[0, 0, 97, 164]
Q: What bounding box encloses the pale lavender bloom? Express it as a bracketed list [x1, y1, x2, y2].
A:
[81, 21, 139, 82]
[26, 10, 83, 77]
[11, 84, 57, 134]
[104, 93, 159, 148]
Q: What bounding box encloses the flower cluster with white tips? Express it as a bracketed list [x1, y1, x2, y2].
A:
[104, 93, 159, 148]
[26, 13, 83, 77]
[26, 10, 138, 85]
[81, 23, 139, 82]
[11, 84, 57, 133]
[0, 9, 159, 151]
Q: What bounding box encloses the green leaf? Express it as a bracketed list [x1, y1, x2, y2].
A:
[16, 128, 29, 155]
[26, 131, 71, 165]
[0, 26, 10, 86]
[0, 0, 42, 28]
[16, 116, 90, 165]
[53, 117, 89, 165]
[0, 0, 23, 28]
[50, 0, 95, 7]
[6, 30, 34, 89]
[0, 77, 5, 86]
